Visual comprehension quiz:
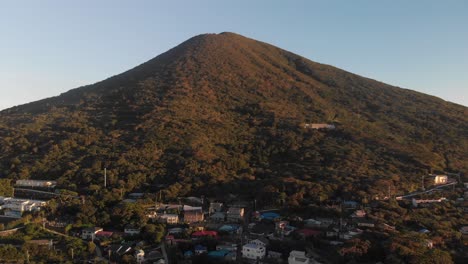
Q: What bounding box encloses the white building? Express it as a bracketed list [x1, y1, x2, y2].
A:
[288, 251, 310, 264]
[15, 180, 57, 188]
[434, 175, 448, 185]
[242, 243, 266, 260]
[158, 214, 179, 224]
[0, 197, 47, 218]
[249, 238, 268, 248]
[135, 249, 145, 263]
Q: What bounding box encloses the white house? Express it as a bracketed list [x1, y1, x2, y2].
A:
[242, 243, 266, 260]
[135, 249, 145, 263]
[0, 197, 47, 218]
[249, 238, 268, 248]
[288, 250, 310, 264]
[15, 180, 57, 188]
[434, 175, 448, 185]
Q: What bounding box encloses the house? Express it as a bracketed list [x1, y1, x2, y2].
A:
[326, 225, 340, 238]
[209, 212, 226, 222]
[144, 249, 164, 263]
[167, 227, 184, 234]
[434, 175, 448, 185]
[15, 180, 57, 188]
[261, 212, 280, 221]
[0, 197, 47, 218]
[209, 202, 223, 213]
[96, 231, 114, 239]
[191, 230, 217, 239]
[194, 244, 207, 255]
[158, 214, 179, 224]
[82, 227, 103, 240]
[225, 251, 237, 261]
[296, 229, 321, 239]
[242, 243, 266, 260]
[249, 237, 269, 248]
[184, 209, 204, 223]
[219, 224, 242, 235]
[304, 219, 322, 228]
[351, 210, 366, 218]
[124, 225, 140, 235]
[460, 226, 468, 235]
[288, 250, 310, 264]
[135, 249, 145, 263]
[355, 219, 375, 228]
[303, 123, 335, 130]
[207, 250, 230, 259]
[227, 207, 244, 222]
[343, 200, 359, 209]
[216, 243, 237, 252]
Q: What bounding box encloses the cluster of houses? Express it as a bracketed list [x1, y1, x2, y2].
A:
[151, 198, 382, 263]
[73, 178, 467, 263]
[0, 196, 47, 218]
[148, 201, 245, 225]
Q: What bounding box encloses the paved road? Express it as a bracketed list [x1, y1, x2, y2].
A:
[161, 241, 169, 264]
[396, 181, 457, 200]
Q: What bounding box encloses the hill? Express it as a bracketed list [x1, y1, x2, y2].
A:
[0, 32, 466, 201]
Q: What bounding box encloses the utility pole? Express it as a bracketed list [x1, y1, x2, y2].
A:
[104, 167, 107, 188]
[421, 175, 425, 191]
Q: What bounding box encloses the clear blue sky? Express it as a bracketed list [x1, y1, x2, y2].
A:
[1, 0, 467, 110]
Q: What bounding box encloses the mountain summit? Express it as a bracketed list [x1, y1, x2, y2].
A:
[0, 32, 466, 198]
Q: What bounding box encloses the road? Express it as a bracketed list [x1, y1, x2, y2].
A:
[396, 181, 457, 200]
[161, 241, 169, 264]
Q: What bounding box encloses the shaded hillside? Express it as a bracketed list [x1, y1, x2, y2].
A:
[0, 32, 466, 201]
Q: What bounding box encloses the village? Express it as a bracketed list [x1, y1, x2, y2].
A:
[0, 172, 466, 263]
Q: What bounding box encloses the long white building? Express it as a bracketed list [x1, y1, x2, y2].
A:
[15, 180, 57, 188]
[0, 197, 47, 218]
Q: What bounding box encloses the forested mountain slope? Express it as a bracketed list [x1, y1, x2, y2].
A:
[1, 32, 466, 201]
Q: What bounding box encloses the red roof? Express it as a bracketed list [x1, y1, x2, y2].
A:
[297, 229, 321, 237]
[96, 231, 114, 237]
[192, 230, 218, 237]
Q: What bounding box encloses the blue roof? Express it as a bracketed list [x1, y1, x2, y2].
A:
[219, 224, 238, 232]
[261, 212, 280, 219]
[208, 250, 230, 258]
